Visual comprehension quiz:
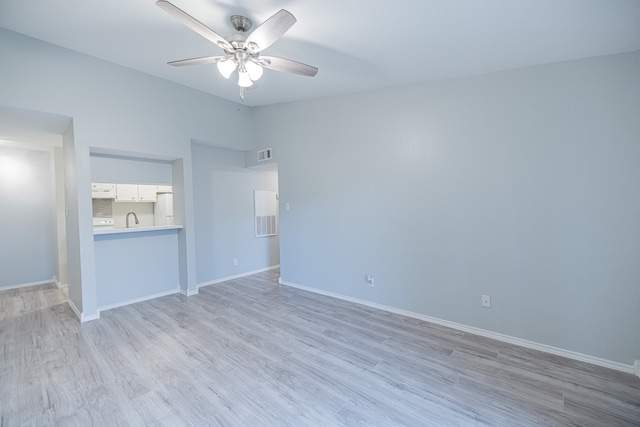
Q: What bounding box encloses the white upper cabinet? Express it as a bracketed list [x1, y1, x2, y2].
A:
[138, 185, 158, 202]
[115, 184, 137, 201]
[116, 184, 158, 202]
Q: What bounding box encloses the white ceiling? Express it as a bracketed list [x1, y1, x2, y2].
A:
[1, 0, 639, 107]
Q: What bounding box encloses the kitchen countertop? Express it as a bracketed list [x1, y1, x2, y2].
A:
[93, 225, 183, 235]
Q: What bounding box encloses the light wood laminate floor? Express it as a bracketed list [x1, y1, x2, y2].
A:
[1, 269, 639, 426]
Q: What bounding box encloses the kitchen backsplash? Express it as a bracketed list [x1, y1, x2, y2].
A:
[92, 198, 155, 228]
[111, 202, 155, 228]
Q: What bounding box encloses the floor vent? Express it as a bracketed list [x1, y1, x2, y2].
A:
[257, 148, 273, 162]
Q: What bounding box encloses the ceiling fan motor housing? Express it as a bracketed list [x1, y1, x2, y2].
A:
[230, 15, 252, 33]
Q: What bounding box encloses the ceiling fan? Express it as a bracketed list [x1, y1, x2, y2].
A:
[156, 0, 318, 101]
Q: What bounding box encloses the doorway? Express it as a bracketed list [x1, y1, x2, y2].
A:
[0, 106, 71, 292]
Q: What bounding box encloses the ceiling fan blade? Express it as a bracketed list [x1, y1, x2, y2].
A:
[245, 9, 296, 53]
[168, 56, 226, 67]
[156, 1, 232, 51]
[261, 56, 318, 77]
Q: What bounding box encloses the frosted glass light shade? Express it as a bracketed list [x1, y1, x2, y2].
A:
[217, 59, 237, 79]
[245, 60, 264, 81]
[238, 70, 253, 88]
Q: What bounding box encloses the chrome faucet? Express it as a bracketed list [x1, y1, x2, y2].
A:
[126, 212, 139, 228]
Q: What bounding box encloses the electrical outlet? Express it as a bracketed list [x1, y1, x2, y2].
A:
[481, 295, 491, 308]
[233, 258, 238, 266]
[367, 275, 374, 287]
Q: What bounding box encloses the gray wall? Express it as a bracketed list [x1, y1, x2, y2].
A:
[191, 143, 279, 284]
[2, 25, 638, 367]
[0, 145, 57, 288]
[54, 146, 68, 287]
[253, 51, 640, 366]
[94, 230, 179, 307]
[90, 153, 173, 185]
[63, 124, 84, 313]
[0, 28, 253, 317]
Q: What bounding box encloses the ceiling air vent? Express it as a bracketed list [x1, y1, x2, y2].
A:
[257, 148, 273, 162]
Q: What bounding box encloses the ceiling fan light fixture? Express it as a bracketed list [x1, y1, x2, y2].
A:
[217, 58, 236, 79]
[157, 2, 318, 101]
[245, 60, 264, 81]
[238, 69, 253, 88]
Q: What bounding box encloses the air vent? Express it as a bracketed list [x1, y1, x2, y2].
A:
[257, 148, 273, 162]
[255, 215, 277, 237]
[254, 190, 277, 237]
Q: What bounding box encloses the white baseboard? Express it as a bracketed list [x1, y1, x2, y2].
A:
[97, 287, 180, 314]
[180, 288, 199, 296]
[197, 264, 280, 290]
[82, 312, 100, 322]
[67, 297, 81, 319]
[66, 297, 99, 322]
[0, 278, 55, 292]
[278, 279, 635, 375]
[70, 286, 182, 322]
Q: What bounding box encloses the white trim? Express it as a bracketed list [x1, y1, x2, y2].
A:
[66, 297, 99, 322]
[180, 288, 199, 296]
[97, 287, 180, 313]
[278, 279, 635, 375]
[0, 278, 55, 292]
[53, 276, 68, 290]
[67, 297, 81, 319]
[82, 312, 100, 322]
[197, 265, 280, 290]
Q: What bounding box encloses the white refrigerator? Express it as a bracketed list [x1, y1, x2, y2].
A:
[155, 193, 174, 225]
